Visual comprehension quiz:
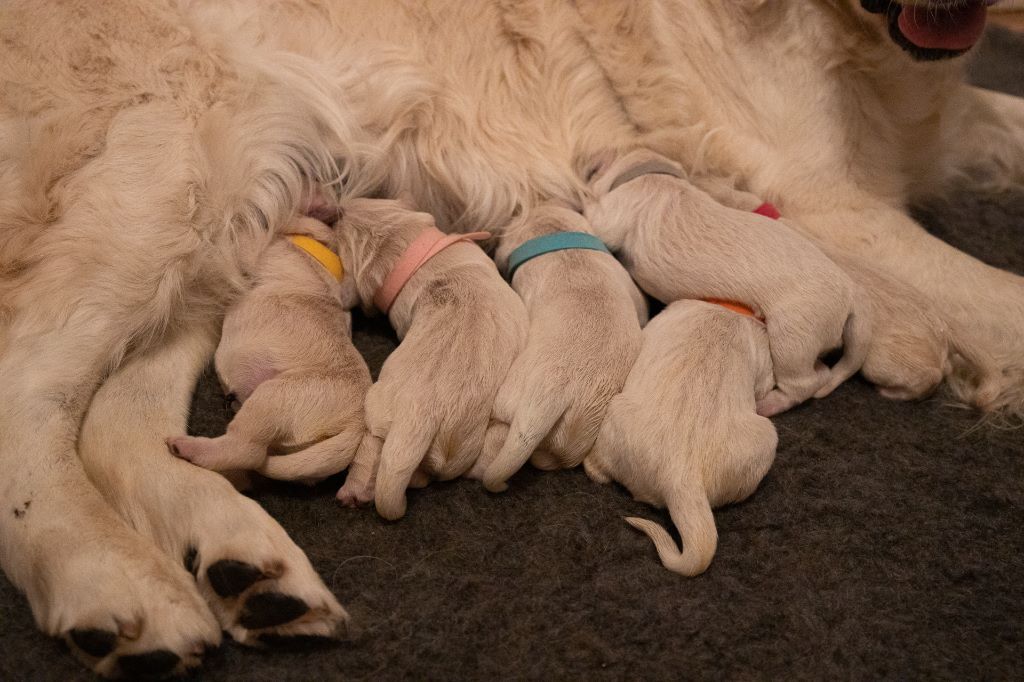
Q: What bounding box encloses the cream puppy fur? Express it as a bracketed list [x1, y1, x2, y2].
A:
[698, 178, 1002, 405]
[167, 216, 371, 478]
[467, 204, 647, 492]
[332, 198, 528, 519]
[584, 148, 872, 416]
[4, 0, 1024, 674]
[585, 299, 777, 577]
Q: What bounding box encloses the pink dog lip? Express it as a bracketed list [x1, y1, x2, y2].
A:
[896, 1, 989, 52]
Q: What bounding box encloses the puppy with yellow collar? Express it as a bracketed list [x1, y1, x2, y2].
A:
[167, 216, 371, 481]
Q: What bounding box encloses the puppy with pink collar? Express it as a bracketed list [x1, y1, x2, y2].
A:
[334, 198, 528, 519]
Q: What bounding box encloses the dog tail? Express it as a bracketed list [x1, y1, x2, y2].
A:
[257, 428, 363, 483]
[814, 307, 872, 399]
[481, 401, 564, 493]
[625, 477, 717, 577]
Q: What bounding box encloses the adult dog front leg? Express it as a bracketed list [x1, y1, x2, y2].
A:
[79, 325, 349, 645]
[0, 325, 220, 678]
[793, 200, 1022, 413]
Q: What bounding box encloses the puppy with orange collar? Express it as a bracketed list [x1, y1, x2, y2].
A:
[167, 216, 371, 479]
[467, 203, 647, 492]
[693, 176, 1002, 406]
[585, 148, 872, 416]
[585, 298, 777, 577]
[334, 198, 528, 519]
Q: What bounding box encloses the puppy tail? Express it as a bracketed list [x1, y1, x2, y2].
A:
[258, 428, 363, 483]
[481, 403, 564, 493]
[625, 478, 717, 577]
[814, 307, 872, 399]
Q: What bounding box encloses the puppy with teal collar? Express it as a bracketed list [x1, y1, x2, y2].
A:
[467, 203, 647, 491]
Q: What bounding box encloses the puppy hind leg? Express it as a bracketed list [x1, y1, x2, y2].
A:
[167, 432, 265, 472]
[464, 420, 508, 481]
[259, 427, 363, 484]
[813, 307, 872, 400]
[374, 422, 437, 520]
[337, 433, 381, 508]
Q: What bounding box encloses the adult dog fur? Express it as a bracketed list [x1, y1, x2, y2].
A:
[2, 0, 1023, 676]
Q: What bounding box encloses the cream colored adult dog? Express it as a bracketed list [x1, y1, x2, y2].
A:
[584, 148, 872, 416]
[330, 198, 528, 518]
[469, 203, 647, 492]
[585, 299, 777, 577]
[166, 216, 371, 478]
[2, 0, 1023, 676]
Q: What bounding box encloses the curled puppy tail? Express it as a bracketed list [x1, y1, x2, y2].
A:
[625, 477, 717, 577]
[814, 307, 872, 399]
[258, 428, 363, 483]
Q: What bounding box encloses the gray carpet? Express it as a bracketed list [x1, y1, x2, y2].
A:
[2, 26, 1022, 682]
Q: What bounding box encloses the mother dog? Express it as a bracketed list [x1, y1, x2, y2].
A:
[1, 0, 1022, 676]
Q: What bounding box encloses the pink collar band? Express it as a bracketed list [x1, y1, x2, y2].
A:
[373, 227, 490, 313]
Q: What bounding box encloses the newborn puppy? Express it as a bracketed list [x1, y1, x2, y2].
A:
[167, 216, 371, 478]
[335, 198, 528, 519]
[693, 177, 1001, 405]
[466, 204, 647, 492]
[584, 148, 871, 416]
[585, 299, 777, 577]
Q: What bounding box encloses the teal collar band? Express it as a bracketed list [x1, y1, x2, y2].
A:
[506, 231, 611, 279]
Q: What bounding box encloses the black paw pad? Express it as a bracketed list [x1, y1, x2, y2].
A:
[69, 628, 117, 658]
[117, 650, 181, 677]
[239, 593, 309, 630]
[207, 559, 264, 597]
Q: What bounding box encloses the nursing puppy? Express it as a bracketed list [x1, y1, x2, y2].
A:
[694, 177, 1001, 405]
[334, 198, 528, 518]
[584, 148, 871, 416]
[167, 217, 371, 478]
[468, 204, 647, 492]
[585, 299, 777, 577]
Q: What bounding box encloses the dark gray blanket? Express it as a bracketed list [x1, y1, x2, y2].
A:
[2, 26, 1022, 682]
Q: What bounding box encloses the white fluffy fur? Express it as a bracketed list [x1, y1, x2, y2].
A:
[2, 0, 1024, 675]
[585, 300, 777, 577]
[467, 204, 647, 491]
[584, 148, 872, 416]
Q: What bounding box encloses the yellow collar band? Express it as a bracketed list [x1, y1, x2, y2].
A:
[287, 234, 344, 282]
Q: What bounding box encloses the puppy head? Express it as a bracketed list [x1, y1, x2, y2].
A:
[852, 0, 995, 61]
[334, 198, 438, 310]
